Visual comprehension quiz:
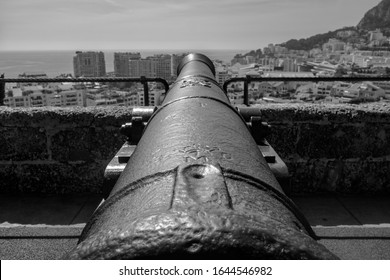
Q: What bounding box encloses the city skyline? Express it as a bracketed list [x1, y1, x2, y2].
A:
[0, 0, 382, 51]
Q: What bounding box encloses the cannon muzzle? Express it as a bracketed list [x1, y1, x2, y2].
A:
[67, 54, 337, 259]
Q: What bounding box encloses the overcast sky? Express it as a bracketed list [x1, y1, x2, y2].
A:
[0, 0, 381, 51]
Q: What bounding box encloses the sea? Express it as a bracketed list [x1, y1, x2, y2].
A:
[0, 49, 249, 78]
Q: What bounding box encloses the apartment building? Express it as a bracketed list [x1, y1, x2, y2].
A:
[129, 58, 157, 78]
[323, 39, 346, 53]
[5, 89, 85, 108]
[138, 90, 164, 106]
[369, 30, 384, 42]
[215, 67, 232, 85]
[257, 82, 274, 97]
[86, 91, 136, 107]
[331, 82, 353, 96]
[343, 82, 385, 100]
[114, 52, 141, 77]
[154, 54, 172, 81]
[315, 82, 333, 95]
[171, 53, 188, 78]
[4, 96, 30, 108]
[283, 58, 298, 72]
[73, 51, 106, 77]
[373, 81, 390, 96]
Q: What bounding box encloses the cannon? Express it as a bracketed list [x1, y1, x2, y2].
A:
[68, 54, 337, 259]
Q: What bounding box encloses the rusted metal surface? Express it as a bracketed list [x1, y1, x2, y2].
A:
[67, 54, 337, 259]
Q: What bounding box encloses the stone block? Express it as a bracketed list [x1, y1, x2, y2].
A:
[294, 123, 390, 158]
[50, 127, 124, 162]
[0, 164, 18, 193]
[90, 107, 133, 127]
[266, 124, 299, 159]
[288, 159, 390, 194]
[0, 127, 47, 160]
[260, 104, 329, 123]
[7, 162, 107, 194]
[1, 104, 390, 194]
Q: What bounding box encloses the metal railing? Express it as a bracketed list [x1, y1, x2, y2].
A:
[1, 74, 390, 106]
[0, 76, 170, 106]
[223, 76, 390, 106]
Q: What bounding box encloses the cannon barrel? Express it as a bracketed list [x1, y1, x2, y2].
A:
[68, 53, 337, 259]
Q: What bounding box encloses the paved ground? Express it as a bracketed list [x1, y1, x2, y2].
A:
[1, 194, 390, 259]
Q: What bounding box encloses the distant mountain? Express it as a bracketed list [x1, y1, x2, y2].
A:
[357, 0, 390, 30]
[278, 0, 390, 51]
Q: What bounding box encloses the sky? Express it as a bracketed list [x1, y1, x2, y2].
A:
[0, 0, 382, 51]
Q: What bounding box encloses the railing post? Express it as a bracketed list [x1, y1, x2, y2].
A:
[243, 78, 249, 106]
[0, 74, 5, 106]
[141, 76, 149, 106]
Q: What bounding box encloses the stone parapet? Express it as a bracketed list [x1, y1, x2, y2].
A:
[1, 103, 389, 194]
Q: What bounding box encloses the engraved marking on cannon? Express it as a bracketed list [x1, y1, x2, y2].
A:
[180, 78, 212, 88]
[179, 144, 233, 163]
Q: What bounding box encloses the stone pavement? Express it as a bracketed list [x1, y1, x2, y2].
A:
[1, 194, 390, 259]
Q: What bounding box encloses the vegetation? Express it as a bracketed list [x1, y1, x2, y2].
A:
[233, 49, 263, 59]
[280, 27, 360, 51]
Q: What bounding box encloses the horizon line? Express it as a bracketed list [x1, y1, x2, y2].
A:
[0, 48, 253, 52]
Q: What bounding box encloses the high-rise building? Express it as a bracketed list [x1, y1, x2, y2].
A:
[215, 67, 231, 85]
[129, 58, 157, 78]
[283, 58, 299, 72]
[153, 54, 172, 80]
[73, 51, 106, 77]
[114, 52, 141, 77]
[171, 53, 187, 78]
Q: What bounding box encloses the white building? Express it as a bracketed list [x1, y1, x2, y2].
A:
[315, 82, 334, 95]
[4, 89, 85, 108]
[369, 30, 384, 42]
[343, 82, 385, 101]
[138, 90, 164, 106]
[215, 67, 232, 85]
[323, 39, 346, 53]
[331, 82, 353, 96]
[254, 82, 273, 97]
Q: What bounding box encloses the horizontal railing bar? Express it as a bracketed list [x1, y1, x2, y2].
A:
[224, 76, 390, 85]
[2, 75, 390, 106]
[0, 76, 170, 106]
[223, 76, 390, 106]
[0, 77, 169, 91]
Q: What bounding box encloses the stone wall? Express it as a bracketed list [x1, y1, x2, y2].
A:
[1, 103, 389, 194]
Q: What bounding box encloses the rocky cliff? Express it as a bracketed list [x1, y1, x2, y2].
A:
[357, 0, 390, 30]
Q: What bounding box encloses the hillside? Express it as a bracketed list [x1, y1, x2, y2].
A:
[280, 27, 360, 51]
[278, 0, 390, 51]
[357, 0, 390, 30]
